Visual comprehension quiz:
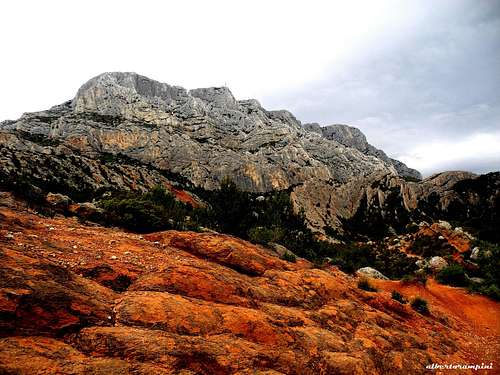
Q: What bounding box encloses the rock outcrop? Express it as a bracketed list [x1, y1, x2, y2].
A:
[303, 123, 422, 180]
[1, 200, 498, 374]
[356, 267, 389, 280]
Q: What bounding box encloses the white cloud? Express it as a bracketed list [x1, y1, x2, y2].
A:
[399, 132, 500, 176]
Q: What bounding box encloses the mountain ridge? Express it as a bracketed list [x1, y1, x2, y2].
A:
[0, 72, 498, 240]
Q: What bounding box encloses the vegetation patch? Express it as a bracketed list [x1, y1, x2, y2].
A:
[358, 278, 377, 292]
[436, 264, 468, 287]
[411, 296, 430, 315]
[467, 240, 500, 300]
[97, 185, 198, 233]
[391, 290, 407, 304]
[280, 251, 297, 263]
[401, 273, 428, 287]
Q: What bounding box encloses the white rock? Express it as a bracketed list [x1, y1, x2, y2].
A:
[356, 267, 389, 280]
[415, 259, 428, 269]
[468, 277, 485, 284]
[429, 256, 448, 272]
[470, 247, 480, 260]
[437, 220, 452, 230]
[110, 255, 117, 260]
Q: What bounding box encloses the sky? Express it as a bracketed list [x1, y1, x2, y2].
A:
[1, 0, 499, 176]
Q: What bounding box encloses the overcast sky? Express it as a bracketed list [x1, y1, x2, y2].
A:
[1, 0, 499, 176]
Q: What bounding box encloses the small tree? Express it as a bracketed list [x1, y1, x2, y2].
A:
[411, 296, 430, 315]
[281, 251, 297, 263]
[358, 278, 377, 292]
[437, 264, 467, 287]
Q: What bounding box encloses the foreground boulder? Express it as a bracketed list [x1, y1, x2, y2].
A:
[428, 256, 448, 272]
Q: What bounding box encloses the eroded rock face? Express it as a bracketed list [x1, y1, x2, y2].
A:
[303, 170, 500, 240]
[2, 204, 497, 374]
[303, 123, 422, 180]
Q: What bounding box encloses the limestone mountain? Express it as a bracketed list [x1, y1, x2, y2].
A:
[0, 72, 498, 239]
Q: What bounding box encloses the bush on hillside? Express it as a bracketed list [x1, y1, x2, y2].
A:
[410, 235, 456, 257]
[401, 273, 428, 287]
[358, 278, 377, 292]
[248, 226, 284, 245]
[391, 290, 407, 304]
[467, 240, 500, 300]
[323, 241, 417, 279]
[281, 251, 297, 263]
[411, 296, 430, 315]
[436, 264, 467, 287]
[98, 185, 194, 232]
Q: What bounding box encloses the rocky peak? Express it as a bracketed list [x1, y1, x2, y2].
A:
[304, 123, 422, 181]
[302, 122, 322, 135]
[267, 109, 302, 129]
[73, 72, 192, 122]
[322, 124, 371, 151]
[189, 86, 238, 109]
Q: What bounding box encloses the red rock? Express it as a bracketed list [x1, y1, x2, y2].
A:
[0, 205, 498, 374]
[0, 248, 115, 336]
[145, 231, 298, 276]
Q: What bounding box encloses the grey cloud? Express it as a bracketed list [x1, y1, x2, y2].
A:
[261, 0, 500, 174]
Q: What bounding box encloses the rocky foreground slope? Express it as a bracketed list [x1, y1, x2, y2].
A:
[0, 195, 498, 374]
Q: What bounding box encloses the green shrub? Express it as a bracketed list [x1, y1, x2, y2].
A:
[415, 272, 428, 287]
[469, 284, 500, 300]
[401, 274, 414, 283]
[391, 290, 407, 304]
[464, 240, 500, 300]
[436, 264, 468, 287]
[410, 235, 455, 257]
[358, 278, 377, 292]
[411, 296, 430, 315]
[98, 185, 192, 232]
[401, 273, 428, 286]
[281, 251, 297, 263]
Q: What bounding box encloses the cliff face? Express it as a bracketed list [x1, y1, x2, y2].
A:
[69, 72, 395, 191]
[0, 72, 497, 238]
[303, 123, 422, 181]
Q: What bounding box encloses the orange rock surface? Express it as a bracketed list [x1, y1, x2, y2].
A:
[0, 201, 499, 374]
